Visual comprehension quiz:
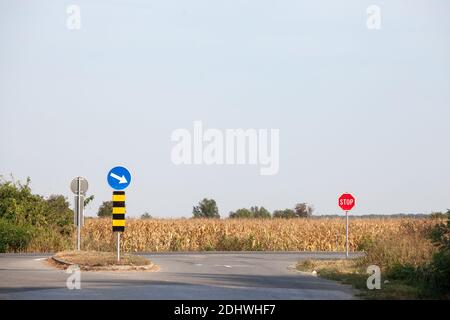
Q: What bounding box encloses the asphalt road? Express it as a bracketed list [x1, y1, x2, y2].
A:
[0, 252, 360, 300]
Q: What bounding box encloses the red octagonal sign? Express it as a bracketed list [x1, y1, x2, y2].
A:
[339, 193, 355, 211]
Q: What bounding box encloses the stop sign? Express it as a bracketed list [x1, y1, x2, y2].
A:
[339, 193, 355, 211]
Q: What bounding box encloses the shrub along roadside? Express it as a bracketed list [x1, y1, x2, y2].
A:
[0, 218, 34, 252]
[376, 211, 450, 299]
[417, 210, 450, 298]
[296, 259, 421, 299]
[0, 177, 74, 253]
[297, 212, 450, 299]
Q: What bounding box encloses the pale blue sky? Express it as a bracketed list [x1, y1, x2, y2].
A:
[1, 0, 449, 217]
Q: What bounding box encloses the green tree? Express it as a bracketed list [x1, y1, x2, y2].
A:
[45, 195, 73, 235]
[97, 201, 113, 217]
[229, 206, 271, 218]
[229, 208, 252, 218]
[0, 177, 47, 226]
[0, 177, 73, 229]
[193, 198, 220, 218]
[83, 195, 95, 208]
[294, 203, 314, 218]
[141, 212, 152, 219]
[273, 209, 296, 218]
[251, 206, 271, 218]
[0, 177, 74, 252]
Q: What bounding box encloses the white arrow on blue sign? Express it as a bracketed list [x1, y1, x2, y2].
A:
[107, 166, 131, 190]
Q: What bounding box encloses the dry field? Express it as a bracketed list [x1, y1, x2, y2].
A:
[78, 218, 438, 253]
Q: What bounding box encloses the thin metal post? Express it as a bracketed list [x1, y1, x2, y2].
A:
[77, 177, 81, 251]
[346, 210, 349, 258]
[117, 232, 121, 262]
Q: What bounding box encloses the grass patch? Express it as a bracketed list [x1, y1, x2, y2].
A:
[53, 250, 152, 267]
[296, 259, 421, 299]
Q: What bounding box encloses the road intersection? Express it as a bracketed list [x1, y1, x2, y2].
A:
[0, 252, 360, 300]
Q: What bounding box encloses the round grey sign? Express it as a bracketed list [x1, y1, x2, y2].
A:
[70, 177, 89, 195]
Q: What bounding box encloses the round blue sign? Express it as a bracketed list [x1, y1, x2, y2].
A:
[107, 166, 131, 190]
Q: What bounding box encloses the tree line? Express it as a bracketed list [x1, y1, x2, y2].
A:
[97, 198, 314, 219]
[194, 198, 314, 219]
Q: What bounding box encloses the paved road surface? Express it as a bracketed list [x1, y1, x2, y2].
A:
[0, 252, 360, 300]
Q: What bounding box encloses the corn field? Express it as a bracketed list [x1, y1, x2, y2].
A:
[78, 218, 438, 253]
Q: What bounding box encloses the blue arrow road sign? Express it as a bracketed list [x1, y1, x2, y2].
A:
[107, 166, 131, 190]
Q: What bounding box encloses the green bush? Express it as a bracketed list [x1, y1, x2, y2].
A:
[384, 210, 450, 298]
[429, 209, 450, 250]
[216, 234, 262, 251]
[420, 210, 450, 298]
[0, 177, 74, 252]
[0, 218, 34, 252]
[419, 250, 450, 298]
[387, 263, 417, 281]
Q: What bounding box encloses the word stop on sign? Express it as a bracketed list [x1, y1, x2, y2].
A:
[340, 198, 354, 206]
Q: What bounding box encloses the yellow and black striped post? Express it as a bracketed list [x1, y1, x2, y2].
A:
[112, 191, 125, 261]
[112, 191, 126, 232]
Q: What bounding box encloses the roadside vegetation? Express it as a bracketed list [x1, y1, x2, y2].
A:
[297, 210, 450, 299]
[0, 177, 73, 252]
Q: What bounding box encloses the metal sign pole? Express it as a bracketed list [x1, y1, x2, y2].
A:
[117, 232, 120, 262]
[70, 176, 88, 251]
[77, 177, 81, 251]
[346, 210, 349, 259]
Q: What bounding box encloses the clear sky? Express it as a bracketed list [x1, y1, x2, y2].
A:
[1, 0, 449, 217]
